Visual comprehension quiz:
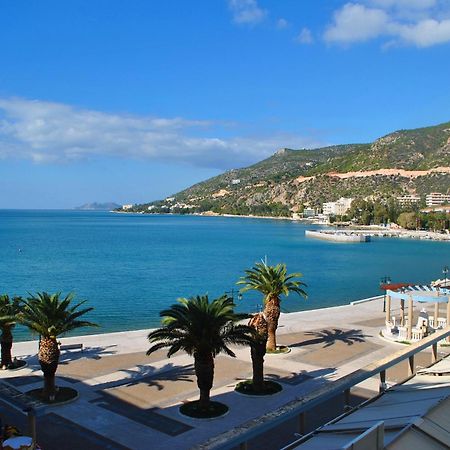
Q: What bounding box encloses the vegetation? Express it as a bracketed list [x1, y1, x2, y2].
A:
[147, 295, 254, 414]
[0, 295, 22, 369]
[238, 262, 307, 351]
[345, 198, 450, 231]
[21, 292, 97, 401]
[122, 120, 450, 217]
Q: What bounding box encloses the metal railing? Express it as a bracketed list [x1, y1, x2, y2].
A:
[196, 327, 450, 450]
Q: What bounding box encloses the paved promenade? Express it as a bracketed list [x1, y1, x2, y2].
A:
[1, 297, 447, 449]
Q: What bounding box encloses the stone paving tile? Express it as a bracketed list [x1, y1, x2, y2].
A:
[90, 393, 193, 437]
[103, 356, 253, 410]
[57, 349, 167, 381]
[42, 413, 132, 450]
[280, 328, 382, 368]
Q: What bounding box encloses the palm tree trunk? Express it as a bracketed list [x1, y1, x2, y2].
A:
[264, 296, 280, 351]
[1, 327, 13, 368]
[251, 341, 266, 392]
[38, 337, 60, 401]
[41, 362, 58, 400]
[194, 352, 214, 410]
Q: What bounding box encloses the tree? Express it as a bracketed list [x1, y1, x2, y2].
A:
[21, 292, 97, 401]
[397, 212, 418, 230]
[247, 312, 268, 392]
[147, 295, 254, 411]
[0, 295, 22, 369]
[238, 262, 307, 351]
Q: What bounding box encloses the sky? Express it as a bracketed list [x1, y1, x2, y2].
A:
[1, 0, 450, 208]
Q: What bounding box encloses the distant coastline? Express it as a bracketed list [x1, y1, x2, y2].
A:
[112, 210, 450, 242]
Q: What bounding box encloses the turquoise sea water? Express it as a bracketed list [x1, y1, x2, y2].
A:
[0, 210, 448, 340]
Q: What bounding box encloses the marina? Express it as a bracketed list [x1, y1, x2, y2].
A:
[305, 229, 370, 243]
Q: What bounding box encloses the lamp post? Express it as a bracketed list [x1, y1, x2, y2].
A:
[380, 276, 391, 313]
[225, 289, 243, 301]
[443, 266, 449, 287]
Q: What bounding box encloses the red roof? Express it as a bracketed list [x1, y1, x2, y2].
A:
[380, 282, 412, 291]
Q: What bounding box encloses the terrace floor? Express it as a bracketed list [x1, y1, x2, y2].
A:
[1, 297, 448, 450]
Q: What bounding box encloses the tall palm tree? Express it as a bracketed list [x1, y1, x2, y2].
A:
[238, 262, 307, 351]
[0, 295, 22, 369]
[21, 292, 98, 401]
[247, 312, 268, 392]
[147, 295, 254, 411]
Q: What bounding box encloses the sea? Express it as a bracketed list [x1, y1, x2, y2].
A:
[1, 210, 448, 340]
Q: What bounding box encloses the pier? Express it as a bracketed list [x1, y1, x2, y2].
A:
[305, 230, 370, 243]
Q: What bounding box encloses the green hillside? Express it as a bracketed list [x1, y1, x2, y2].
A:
[127, 120, 450, 216]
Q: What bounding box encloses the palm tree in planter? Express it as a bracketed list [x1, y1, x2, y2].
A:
[21, 292, 98, 402]
[147, 295, 254, 418]
[0, 295, 24, 370]
[238, 262, 307, 352]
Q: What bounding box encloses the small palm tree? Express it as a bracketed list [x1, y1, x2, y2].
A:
[147, 295, 254, 411]
[247, 312, 268, 392]
[21, 292, 98, 401]
[0, 295, 22, 369]
[238, 262, 307, 351]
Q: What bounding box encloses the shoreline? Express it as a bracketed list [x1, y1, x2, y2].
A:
[112, 211, 450, 242]
[13, 295, 384, 350]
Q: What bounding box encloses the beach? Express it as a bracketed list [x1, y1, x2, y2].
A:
[3, 295, 449, 449]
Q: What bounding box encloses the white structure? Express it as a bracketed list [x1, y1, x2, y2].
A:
[165, 197, 175, 202]
[231, 179, 241, 185]
[426, 192, 450, 207]
[122, 204, 133, 210]
[303, 208, 317, 218]
[322, 197, 353, 216]
[397, 195, 420, 206]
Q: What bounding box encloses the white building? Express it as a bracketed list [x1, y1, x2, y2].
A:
[231, 179, 241, 185]
[426, 192, 450, 207]
[397, 195, 421, 206]
[303, 208, 317, 218]
[322, 197, 353, 216]
[122, 204, 133, 210]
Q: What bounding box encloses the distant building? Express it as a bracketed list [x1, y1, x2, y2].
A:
[147, 205, 156, 211]
[165, 197, 175, 202]
[426, 192, 450, 207]
[303, 208, 317, 218]
[322, 197, 353, 216]
[122, 204, 133, 210]
[231, 179, 241, 185]
[397, 195, 420, 206]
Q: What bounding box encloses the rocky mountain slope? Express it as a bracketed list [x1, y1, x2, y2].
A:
[130, 120, 450, 216]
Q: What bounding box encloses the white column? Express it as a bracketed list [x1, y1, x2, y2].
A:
[407, 297, 413, 341]
[386, 294, 391, 323]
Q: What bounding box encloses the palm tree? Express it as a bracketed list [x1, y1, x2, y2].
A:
[21, 292, 98, 401]
[247, 312, 268, 392]
[238, 262, 307, 351]
[0, 295, 22, 369]
[147, 295, 254, 411]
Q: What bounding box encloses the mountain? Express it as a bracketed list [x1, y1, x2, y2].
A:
[75, 202, 120, 211]
[127, 120, 450, 216]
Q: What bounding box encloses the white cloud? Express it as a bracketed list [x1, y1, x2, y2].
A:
[295, 28, 314, 44]
[228, 0, 267, 25]
[394, 18, 450, 47]
[276, 18, 290, 29]
[0, 98, 322, 170]
[369, 0, 437, 10]
[324, 4, 389, 43]
[324, 1, 450, 47]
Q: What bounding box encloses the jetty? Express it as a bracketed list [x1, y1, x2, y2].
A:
[305, 229, 370, 242]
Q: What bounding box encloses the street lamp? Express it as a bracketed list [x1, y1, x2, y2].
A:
[225, 289, 243, 301]
[380, 276, 391, 313]
[443, 265, 449, 287]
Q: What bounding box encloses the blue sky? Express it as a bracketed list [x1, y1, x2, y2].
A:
[1, 0, 450, 208]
